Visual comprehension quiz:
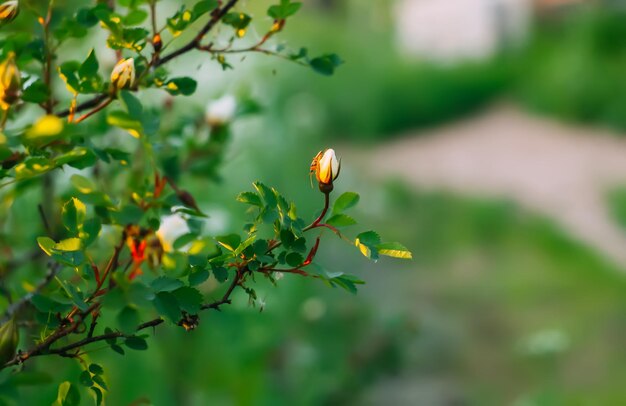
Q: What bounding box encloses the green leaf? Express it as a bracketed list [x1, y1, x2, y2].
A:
[151, 276, 184, 293]
[119, 90, 143, 118]
[376, 242, 413, 259]
[286, 252, 304, 267]
[124, 9, 148, 25]
[88, 364, 104, 375]
[216, 234, 241, 252]
[91, 387, 103, 406]
[79, 49, 99, 79]
[355, 231, 381, 260]
[222, 12, 251, 31]
[189, 268, 210, 286]
[62, 198, 87, 234]
[117, 306, 140, 333]
[236, 191, 262, 207]
[211, 265, 228, 283]
[22, 81, 50, 103]
[37, 236, 56, 256]
[152, 292, 180, 322]
[124, 336, 148, 351]
[253, 182, 277, 207]
[92, 374, 108, 391]
[268, 0, 302, 19]
[164, 77, 197, 96]
[332, 192, 360, 214]
[110, 344, 125, 355]
[310, 54, 343, 76]
[172, 286, 203, 314]
[79, 370, 93, 387]
[193, 0, 219, 16]
[325, 214, 356, 227]
[55, 381, 80, 406]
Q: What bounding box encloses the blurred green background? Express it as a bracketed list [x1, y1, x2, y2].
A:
[6, 0, 626, 404]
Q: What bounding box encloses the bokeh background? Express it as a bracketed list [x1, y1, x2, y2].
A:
[8, 0, 626, 404]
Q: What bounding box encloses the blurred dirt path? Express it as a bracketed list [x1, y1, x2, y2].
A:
[351, 104, 626, 267]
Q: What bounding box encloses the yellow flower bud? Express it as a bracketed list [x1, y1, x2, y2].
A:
[110, 58, 135, 90]
[0, 317, 18, 366]
[0, 52, 21, 110]
[0, 1, 19, 23]
[312, 148, 340, 192]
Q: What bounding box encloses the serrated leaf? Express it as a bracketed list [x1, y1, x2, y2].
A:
[172, 286, 203, 314]
[236, 191, 262, 207]
[151, 276, 184, 292]
[152, 292, 180, 322]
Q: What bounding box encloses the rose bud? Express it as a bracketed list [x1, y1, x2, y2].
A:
[152, 33, 162, 53]
[312, 148, 340, 193]
[205, 95, 236, 127]
[0, 1, 18, 23]
[0, 52, 21, 110]
[110, 58, 135, 90]
[0, 317, 18, 366]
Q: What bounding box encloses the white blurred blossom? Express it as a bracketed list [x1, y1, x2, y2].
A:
[205, 95, 237, 127]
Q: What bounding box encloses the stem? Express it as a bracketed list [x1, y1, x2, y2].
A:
[74, 98, 113, 124]
[304, 191, 330, 231]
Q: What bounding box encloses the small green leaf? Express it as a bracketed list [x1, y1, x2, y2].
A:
[79, 370, 93, 387]
[151, 276, 184, 293]
[110, 344, 125, 355]
[325, 214, 356, 227]
[310, 54, 343, 76]
[152, 292, 180, 322]
[332, 192, 360, 214]
[216, 234, 241, 252]
[88, 364, 104, 375]
[37, 236, 56, 256]
[286, 252, 304, 267]
[124, 336, 148, 350]
[172, 286, 203, 314]
[78, 49, 99, 79]
[164, 77, 197, 96]
[236, 191, 262, 207]
[173, 233, 197, 250]
[62, 198, 87, 234]
[55, 238, 82, 252]
[193, 0, 219, 15]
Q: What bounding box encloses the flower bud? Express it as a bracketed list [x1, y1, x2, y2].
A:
[110, 58, 135, 90]
[0, 1, 19, 23]
[312, 148, 340, 193]
[0, 317, 19, 366]
[0, 52, 21, 110]
[205, 95, 236, 127]
[152, 33, 162, 53]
